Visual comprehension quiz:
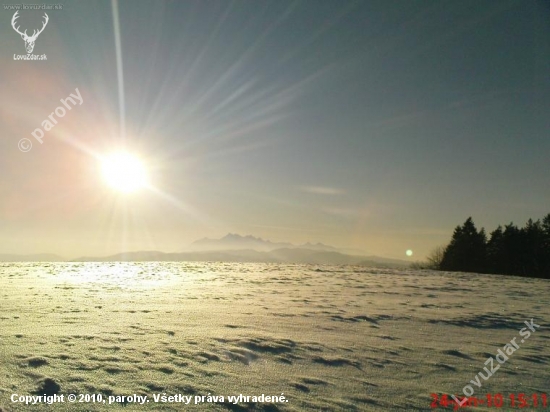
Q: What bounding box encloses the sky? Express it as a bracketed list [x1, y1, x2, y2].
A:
[0, 0, 549, 260]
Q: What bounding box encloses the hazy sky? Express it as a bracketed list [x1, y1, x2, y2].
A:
[1, 0, 549, 260]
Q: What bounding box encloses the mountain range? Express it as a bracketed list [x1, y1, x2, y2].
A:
[187, 233, 341, 252]
[1, 234, 411, 267]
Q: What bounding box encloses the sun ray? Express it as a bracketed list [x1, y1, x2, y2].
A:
[111, 0, 126, 142]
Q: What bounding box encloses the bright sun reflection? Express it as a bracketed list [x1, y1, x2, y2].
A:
[100, 152, 149, 193]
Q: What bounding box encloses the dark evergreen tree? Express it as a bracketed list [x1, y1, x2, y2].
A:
[520, 219, 544, 277]
[542, 214, 550, 278]
[437, 214, 550, 278]
[440, 225, 462, 271]
[440, 217, 487, 273]
[487, 226, 505, 274]
[501, 223, 521, 275]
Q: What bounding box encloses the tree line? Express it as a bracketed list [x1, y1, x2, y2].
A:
[414, 214, 550, 279]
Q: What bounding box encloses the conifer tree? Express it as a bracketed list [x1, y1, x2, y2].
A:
[440, 217, 487, 273]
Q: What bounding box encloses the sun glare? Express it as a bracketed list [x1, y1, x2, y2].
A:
[406, 249, 413, 257]
[100, 152, 149, 193]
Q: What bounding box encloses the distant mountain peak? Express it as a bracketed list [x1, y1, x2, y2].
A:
[223, 233, 264, 241]
[187, 233, 343, 253]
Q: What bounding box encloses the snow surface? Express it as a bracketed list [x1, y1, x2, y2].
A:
[0, 263, 548, 411]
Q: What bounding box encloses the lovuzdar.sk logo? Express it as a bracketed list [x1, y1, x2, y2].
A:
[11, 11, 48, 61]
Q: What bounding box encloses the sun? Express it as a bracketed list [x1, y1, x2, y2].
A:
[100, 152, 149, 193]
[406, 249, 413, 257]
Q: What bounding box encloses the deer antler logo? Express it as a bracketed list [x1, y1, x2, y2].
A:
[11, 11, 49, 54]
